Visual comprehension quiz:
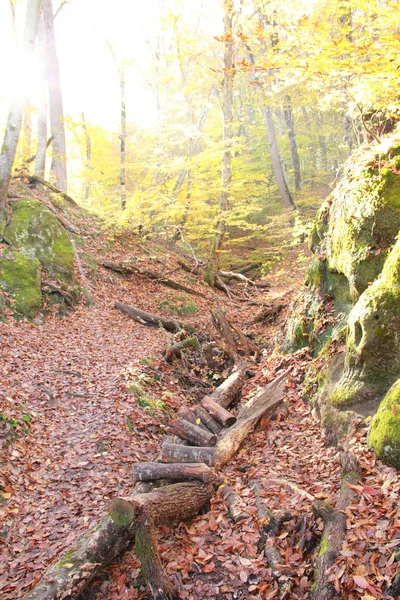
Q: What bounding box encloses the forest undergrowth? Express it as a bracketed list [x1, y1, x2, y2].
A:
[0, 228, 399, 600]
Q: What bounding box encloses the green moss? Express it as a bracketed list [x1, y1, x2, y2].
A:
[4, 199, 74, 282]
[329, 238, 400, 408]
[368, 379, 400, 468]
[0, 250, 41, 317]
[319, 534, 329, 556]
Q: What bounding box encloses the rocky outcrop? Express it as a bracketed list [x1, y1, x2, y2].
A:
[286, 129, 400, 428]
[0, 198, 76, 318]
[4, 198, 74, 282]
[368, 379, 400, 468]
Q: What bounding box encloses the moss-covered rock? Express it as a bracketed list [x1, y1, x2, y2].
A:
[368, 379, 400, 468]
[328, 237, 400, 409]
[0, 250, 41, 317]
[4, 198, 74, 282]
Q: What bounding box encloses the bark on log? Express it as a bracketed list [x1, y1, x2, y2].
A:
[169, 417, 217, 447]
[163, 435, 187, 445]
[161, 442, 216, 466]
[24, 515, 132, 600]
[110, 481, 213, 600]
[103, 261, 206, 298]
[177, 406, 209, 432]
[220, 484, 247, 523]
[132, 462, 213, 483]
[115, 302, 194, 334]
[192, 405, 222, 434]
[200, 396, 236, 427]
[211, 309, 239, 364]
[311, 451, 362, 600]
[210, 363, 248, 408]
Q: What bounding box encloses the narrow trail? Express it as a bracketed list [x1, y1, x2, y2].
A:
[1, 248, 398, 600]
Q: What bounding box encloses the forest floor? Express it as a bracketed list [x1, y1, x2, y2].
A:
[0, 230, 399, 600]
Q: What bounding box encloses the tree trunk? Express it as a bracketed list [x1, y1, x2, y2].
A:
[204, 0, 234, 287]
[81, 112, 91, 202]
[42, 0, 67, 191]
[283, 95, 301, 191]
[0, 0, 42, 225]
[260, 105, 296, 210]
[119, 65, 126, 210]
[34, 7, 48, 179]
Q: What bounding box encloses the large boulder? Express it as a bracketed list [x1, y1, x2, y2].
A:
[285, 128, 400, 417]
[0, 249, 41, 317]
[4, 198, 74, 282]
[368, 379, 400, 468]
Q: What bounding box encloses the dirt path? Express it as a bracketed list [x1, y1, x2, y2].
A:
[1, 249, 398, 600]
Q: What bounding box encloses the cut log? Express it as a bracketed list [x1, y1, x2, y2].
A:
[192, 405, 222, 434]
[311, 451, 362, 600]
[169, 417, 217, 447]
[162, 435, 187, 445]
[111, 482, 213, 600]
[200, 396, 236, 427]
[161, 442, 216, 467]
[210, 363, 248, 408]
[115, 302, 194, 334]
[132, 462, 213, 484]
[220, 484, 248, 523]
[103, 261, 206, 298]
[178, 406, 209, 432]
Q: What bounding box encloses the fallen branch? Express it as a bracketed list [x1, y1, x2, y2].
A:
[165, 336, 200, 362]
[115, 302, 195, 334]
[311, 451, 362, 600]
[13, 174, 78, 206]
[103, 261, 206, 298]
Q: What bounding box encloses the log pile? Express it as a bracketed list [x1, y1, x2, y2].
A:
[25, 363, 288, 600]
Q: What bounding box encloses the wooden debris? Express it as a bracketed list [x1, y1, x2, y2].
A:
[311, 451, 362, 600]
[200, 395, 236, 427]
[103, 261, 206, 297]
[192, 405, 222, 434]
[210, 362, 248, 408]
[115, 302, 194, 333]
[220, 484, 247, 523]
[161, 442, 216, 467]
[132, 462, 213, 484]
[169, 417, 217, 447]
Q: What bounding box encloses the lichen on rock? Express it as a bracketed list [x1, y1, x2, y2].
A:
[0, 249, 41, 317]
[4, 198, 74, 282]
[368, 379, 400, 469]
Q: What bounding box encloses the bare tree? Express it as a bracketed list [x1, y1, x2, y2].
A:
[0, 0, 42, 228]
[205, 0, 235, 287]
[42, 0, 67, 191]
